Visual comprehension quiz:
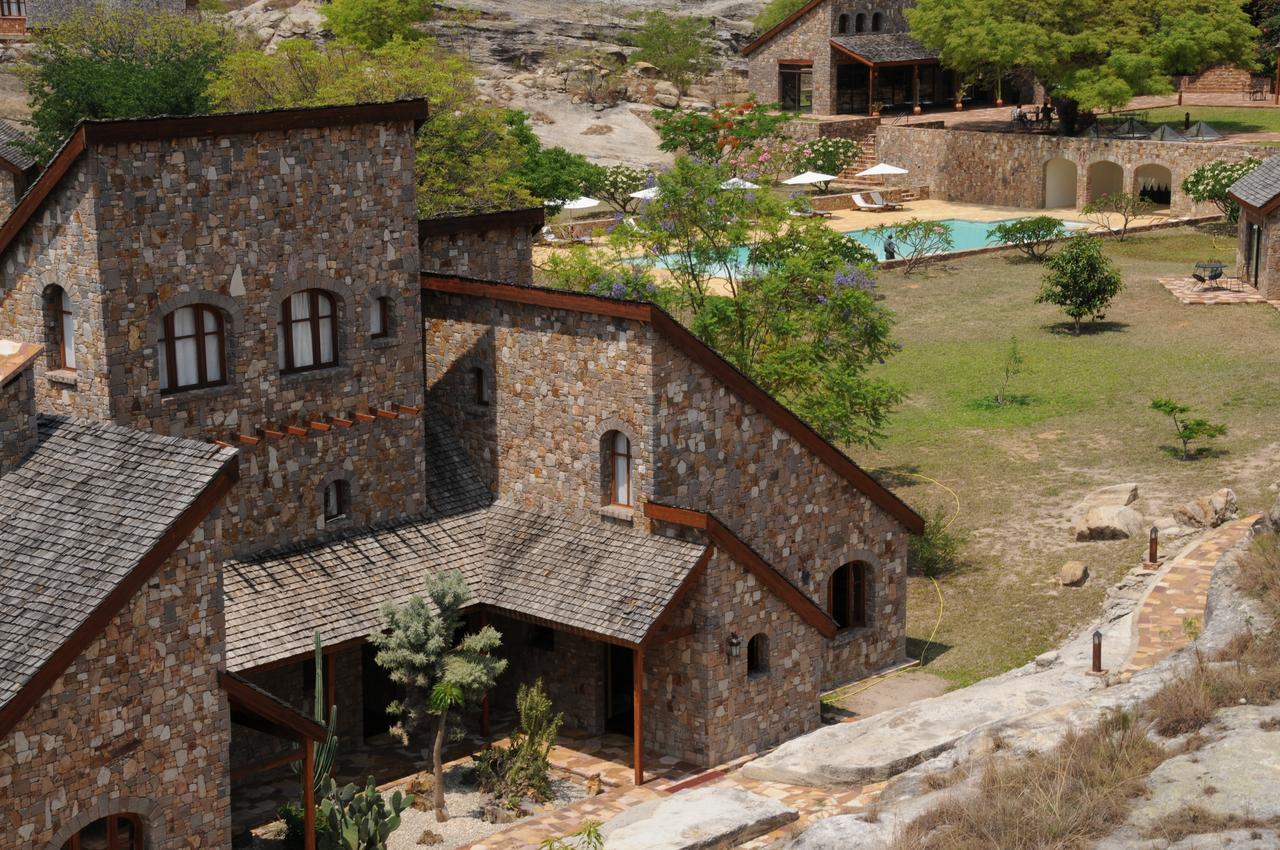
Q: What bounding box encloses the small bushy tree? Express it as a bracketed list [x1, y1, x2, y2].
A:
[627, 10, 717, 95]
[871, 219, 955, 273]
[322, 0, 432, 49]
[1181, 158, 1264, 223]
[370, 571, 506, 822]
[20, 8, 231, 159]
[987, 216, 1067, 261]
[595, 165, 649, 213]
[1151, 399, 1227, 460]
[753, 0, 809, 33]
[1037, 233, 1122, 334]
[908, 507, 970, 577]
[1082, 192, 1153, 241]
[995, 335, 1025, 407]
[506, 111, 604, 209]
[653, 102, 789, 161]
[540, 244, 668, 304]
[792, 137, 860, 176]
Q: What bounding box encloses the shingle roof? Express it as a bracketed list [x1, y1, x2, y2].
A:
[830, 34, 939, 64]
[0, 416, 237, 711]
[1229, 155, 1280, 210]
[0, 121, 36, 172]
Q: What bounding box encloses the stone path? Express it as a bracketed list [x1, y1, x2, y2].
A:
[1156, 276, 1280, 307]
[1124, 516, 1259, 672]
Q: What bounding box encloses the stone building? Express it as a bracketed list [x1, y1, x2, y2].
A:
[742, 0, 1025, 115]
[0, 99, 921, 845]
[1229, 155, 1280, 299]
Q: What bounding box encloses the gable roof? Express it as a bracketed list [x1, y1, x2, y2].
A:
[0, 99, 430, 264]
[1229, 155, 1280, 214]
[421, 274, 924, 535]
[830, 33, 939, 65]
[0, 416, 238, 735]
[0, 121, 36, 175]
[742, 0, 827, 56]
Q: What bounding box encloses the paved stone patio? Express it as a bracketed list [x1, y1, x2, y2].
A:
[1157, 276, 1279, 306]
[1125, 516, 1260, 672]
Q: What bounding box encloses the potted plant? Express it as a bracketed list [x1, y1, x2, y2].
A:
[870, 101, 884, 117]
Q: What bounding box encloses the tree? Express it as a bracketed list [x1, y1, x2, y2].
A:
[753, 0, 809, 33]
[1151, 399, 1227, 460]
[1181, 158, 1264, 223]
[19, 8, 231, 160]
[792, 137, 861, 177]
[370, 571, 506, 822]
[1082, 192, 1154, 241]
[322, 0, 433, 50]
[908, 0, 1258, 126]
[619, 157, 904, 446]
[505, 111, 604, 210]
[995, 335, 1026, 406]
[653, 101, 790, 161]
[595, 165, 649, 213]
[208, 37, 535, 218]
[1036, 233, 1123, 334]
[987, 216, 1067, 261]
[627, 10, 718, 95]
[871, 219, 955, 273]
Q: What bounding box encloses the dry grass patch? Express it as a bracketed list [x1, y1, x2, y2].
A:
[890, 710, 1165, 850]
[1143, 805, 1280, 844]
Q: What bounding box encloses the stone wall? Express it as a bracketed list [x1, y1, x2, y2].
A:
[782, 115, 880, 143]
[420, 211, 540, 286]
[746, 0, 834, 113]
[0, 170, 19, 222]
[877, 124, 1273, 216]
[0, 120, 428, 557]
[651, 334, 908, 691]
[1176, 65, 1259, 95]
[489, 617, 607, 734]
[0, 354, 36, 476]
[1236, 209, 1280, 301]
[0, 521, 231, 849]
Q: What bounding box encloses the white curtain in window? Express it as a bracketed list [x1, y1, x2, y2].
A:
[203, 308, 222, 383]
[612, 432, 630, 505]
[318, 294, 334, 364]
[369, 298, 384, 335]
[173, 307, 199, 388]
[59, 289, 75, 370]
[290, 292, 314, 368]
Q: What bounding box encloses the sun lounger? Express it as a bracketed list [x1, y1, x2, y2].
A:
[869, 191, 902, 211]
[852, 193, 887, 212]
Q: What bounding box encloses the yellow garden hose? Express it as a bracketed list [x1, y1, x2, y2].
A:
[824, 470, 958, 703]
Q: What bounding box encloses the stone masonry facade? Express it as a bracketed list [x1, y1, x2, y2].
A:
[0, 357, 36, 475]
[0, 121, 427, 556]
[0, 523, 232, 849]
[419, 210, 539, 287]
[1236, 207, 1280, 300]
[877, 124, 1275, 216]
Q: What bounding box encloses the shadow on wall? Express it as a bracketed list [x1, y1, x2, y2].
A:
[424, 323, 500, 508]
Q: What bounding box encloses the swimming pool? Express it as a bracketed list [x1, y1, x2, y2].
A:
[847, 217, 1091, 261]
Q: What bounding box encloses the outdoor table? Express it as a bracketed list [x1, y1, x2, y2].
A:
[1192, 261, 1225, 290]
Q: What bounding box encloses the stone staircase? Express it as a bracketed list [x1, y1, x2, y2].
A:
[833, 129, 929, 202]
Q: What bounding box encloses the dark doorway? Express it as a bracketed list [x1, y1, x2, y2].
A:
[361, 642, 402, 741]
[605, 644, 634, 735]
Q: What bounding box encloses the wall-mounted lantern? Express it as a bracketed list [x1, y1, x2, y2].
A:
[727, 632, 742, 659]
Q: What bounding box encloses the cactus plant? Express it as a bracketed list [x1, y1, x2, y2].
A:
[317, 777, 413, 850]
[292, 632, 340, 796]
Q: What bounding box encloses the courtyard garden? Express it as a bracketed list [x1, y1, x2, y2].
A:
[859, 224, 1280, 687]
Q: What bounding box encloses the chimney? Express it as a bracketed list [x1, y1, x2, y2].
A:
[0, 339, 41, 476]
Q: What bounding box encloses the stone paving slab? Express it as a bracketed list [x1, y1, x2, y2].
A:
[1124, 516, 1258, 672]
[1157, 276, 1277, 306]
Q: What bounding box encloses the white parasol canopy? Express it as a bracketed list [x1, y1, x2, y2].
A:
[719, 177, 760, 190]
[629, 186, 661, 200]
[558, 196, 601, 210]
[855, 163, 909, 177]
[782, 171, 839, 185]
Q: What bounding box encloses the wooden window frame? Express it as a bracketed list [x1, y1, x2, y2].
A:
[160, 304, 227, 394]
[607, 431, 633, 507]
[0, 0, 24, 17]
[828, 563, 869, 630]
[63, 813, 144, 850]
[370, 295, 391, 339]
[279, 289, 338, 374]
[48, 286, 74, 372]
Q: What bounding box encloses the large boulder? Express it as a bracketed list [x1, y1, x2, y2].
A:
[600, 786, 797, 850]
[1069, 483, 1140, 540]
[1073, 505, 1145, 541]
[1058, 560, 1088, 586]
[784, 814, 892, 849]
[1173, 488, 1237, 529]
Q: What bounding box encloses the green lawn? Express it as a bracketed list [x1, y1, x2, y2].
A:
[1116, 105, 1280, 136]
[858, 226, 1280, 687]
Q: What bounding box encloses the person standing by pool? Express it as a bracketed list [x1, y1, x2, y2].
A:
[884, 235, 897, 260]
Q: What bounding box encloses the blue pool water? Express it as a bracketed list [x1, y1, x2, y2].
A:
[631, 218, 1090, 271]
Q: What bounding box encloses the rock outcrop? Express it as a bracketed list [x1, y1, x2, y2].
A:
[1070, 483, 1144, 541]
[600, 786, 797, 849]
[1173, 488, 1238, 529]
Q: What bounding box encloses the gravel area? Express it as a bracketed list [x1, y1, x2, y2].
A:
[388, 765, 586, 850]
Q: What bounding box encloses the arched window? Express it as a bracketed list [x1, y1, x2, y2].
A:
[871, 11, 883, 31]
[323, 478, 350, 524]
[45, 285, 75, 371]
[278, 289, 337, 373]
[158, 304, 226, 392]
[837, 13, 850, 33]
[603, 430, 632, 506]
[62, 813, 144, 850]
[747, 633, 769, 675]
[369, 295, 391, 339]
[854, 12, 866, 31]
[829, 563, 869, 629]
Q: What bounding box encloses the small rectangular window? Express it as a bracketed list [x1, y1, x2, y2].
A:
[473, 366, 490, 405]
[370, 296, 390, 339]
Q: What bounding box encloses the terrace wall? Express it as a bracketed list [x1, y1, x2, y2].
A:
[876, 124, 1273, 216]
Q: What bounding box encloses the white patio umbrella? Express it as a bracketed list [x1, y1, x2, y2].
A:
[719, 177, 760, 190]
[855, 163, 909, 178]
[549, 195, 601, 224]
[628, 186, 661, 201]
[783, 170, 839, 187]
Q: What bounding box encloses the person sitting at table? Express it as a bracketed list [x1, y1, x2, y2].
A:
[1011, 104, 1024, 127]
[1041, 102, 1054, 127]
